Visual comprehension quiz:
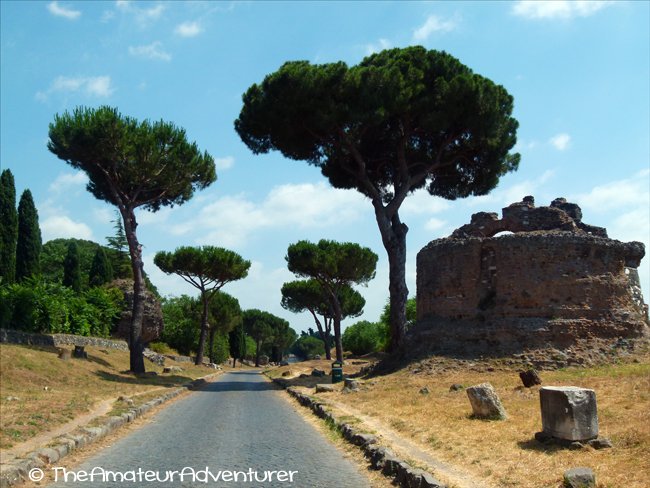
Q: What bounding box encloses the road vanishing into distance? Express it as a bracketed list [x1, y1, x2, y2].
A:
[48, 371, 370, 487]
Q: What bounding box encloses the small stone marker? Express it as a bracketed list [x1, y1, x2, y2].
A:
[315, 384, 335, 393]
[162, 366, 183, 374]
[311, 368, 326, 377]
[466, 383, 507, 420]
[563, 467, 595, 488]
[449, 383, 464, 392]
[58, 348, 71, 360]
[73, 345, 87, 359]
[539, 386, 598, 441]
[343, 378, 360, 391]
[519, 369, 542, 387]
[281, 370, 291, 377]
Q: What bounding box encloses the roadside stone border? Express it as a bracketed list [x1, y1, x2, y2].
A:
[0, 373, 219, 488]
[283, 384, 447, 488]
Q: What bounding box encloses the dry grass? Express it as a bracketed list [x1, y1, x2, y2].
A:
[0, 343, 224, 450]
[311, 354, 650, 488]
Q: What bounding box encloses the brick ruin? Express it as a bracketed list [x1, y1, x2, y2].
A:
[415, 197, 649, 363]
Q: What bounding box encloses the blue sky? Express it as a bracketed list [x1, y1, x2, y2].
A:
[1, 1, 648, 333]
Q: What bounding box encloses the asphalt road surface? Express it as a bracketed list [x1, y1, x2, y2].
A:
[47, 371, 371, 488]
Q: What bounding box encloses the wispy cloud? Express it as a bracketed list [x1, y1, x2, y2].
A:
[549, 133, 571, 151]
[47, 1, 81, 20]
[364, 38, 391, 55]
[116, 1, 165, 27]
[49, 171, 88, 194]
[175, 21, 203, 38]
[215, 156, 235, 171]
[512, 1, 613, 20]
[573, 169, 650, 213]
[128, 42, 171, 62]
[412, 14, 457, 42]
[36, 75, 114, 101]
[41, 215, 94, 242]
[168, 182, 369, 247]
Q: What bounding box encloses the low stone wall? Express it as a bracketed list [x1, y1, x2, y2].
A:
[279, 382, 446, 488]
[0, 329, 129, 351]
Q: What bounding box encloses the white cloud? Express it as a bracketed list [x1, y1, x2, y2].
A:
[175, 21, 203, 37]
[412, 14, 457, 41]
[365, 38, 391, 55]
[168, 182, 369, 247]
[41, 216, 94, 242]
[573, 169, 650, 212]
[36, 75, 114, 101]
[100, 10, 115, 22]
[47, 1, 81, 20]
[512, 1, 612, 20]
[116, 1, 165, 26]
[49, 171, 88, 193]
[424, 217, 447, 232]
[128, 42, 171, 62]
[549, 133, 571, 151]
[401, 189, 450, 215]
[215, 156, 234, 171]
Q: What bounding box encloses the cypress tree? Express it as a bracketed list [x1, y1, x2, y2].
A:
[0, 169, 18, 284]
[62, 241, 81, 292]
[15, 189, 41, 281]
[89, 246, 113, 287]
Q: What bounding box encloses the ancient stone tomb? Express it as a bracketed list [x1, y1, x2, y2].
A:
[415, 197, 648, 357]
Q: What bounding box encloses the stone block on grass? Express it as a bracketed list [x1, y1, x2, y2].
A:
[540, 387, 598, 441]
[466, 383, 507, 420]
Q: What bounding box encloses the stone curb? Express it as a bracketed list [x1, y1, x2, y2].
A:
[0, 373, 220, 488]
[278, 380, 447, 488]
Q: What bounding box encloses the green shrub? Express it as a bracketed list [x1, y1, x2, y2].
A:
[0, 278, 123, 337]
[342, 320, 384, 355]
[291, 335, 325, 359]
[149, 342, 176, 355]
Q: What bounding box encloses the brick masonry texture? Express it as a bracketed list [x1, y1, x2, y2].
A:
[415, 197, 649, 357]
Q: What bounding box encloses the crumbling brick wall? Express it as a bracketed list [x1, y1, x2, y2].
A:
[415, 197, 648, 356]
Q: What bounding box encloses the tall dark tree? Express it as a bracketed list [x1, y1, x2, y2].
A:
[207, 291, 242, 364]
[15, 190, 42, 281]
[286, 239, 377, 363]
[242, 309, 275, 367]
[229, 323, 246, 367]
[48, 106, 215, 373]
[281, 279, 365, 360]
[62, 241, 82, 292]
[105, 210, 130, 278]
[89, 246, 113, 287]
[235, 47, 519, 351]
[154, 246, 250, 365]
[0, 169, 18, 284]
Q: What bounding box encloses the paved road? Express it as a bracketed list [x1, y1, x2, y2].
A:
[48, 371, 370, 487]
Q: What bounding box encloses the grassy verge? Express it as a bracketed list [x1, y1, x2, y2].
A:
[318, 353, 650, 488]
[0, 343, 222, 450]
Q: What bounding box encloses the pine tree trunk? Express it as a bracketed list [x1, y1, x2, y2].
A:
[208, 327, 216, 363]
[121, 207, 146, 374]
[311, 311, 332, 360]
[195, 294, 209, 365]
[255, 339, 261, 367]
[374, 206, 409, 352]
[330, 295, 344, 363]
[323, 316, 332, 360]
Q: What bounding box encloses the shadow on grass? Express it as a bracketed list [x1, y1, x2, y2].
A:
[517, 438, 565, 453]
[94, 370, 195, 387]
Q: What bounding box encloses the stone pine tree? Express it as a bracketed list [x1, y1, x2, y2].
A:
[62, 241, 82, 292]
[207, 291, 242, 364]
[48, 106, 215, 373]
[242, 309, 274, 367]
[285, 240, 377, 363]
[0, 169, 18, 284]
[281, 279, 365, 360]
[229, 323, 246, 367]
[15, 189, 42, 281]
[235, 46, 520, 351]
[154, 246, 250, 365]
[89, 246, 114, 287]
